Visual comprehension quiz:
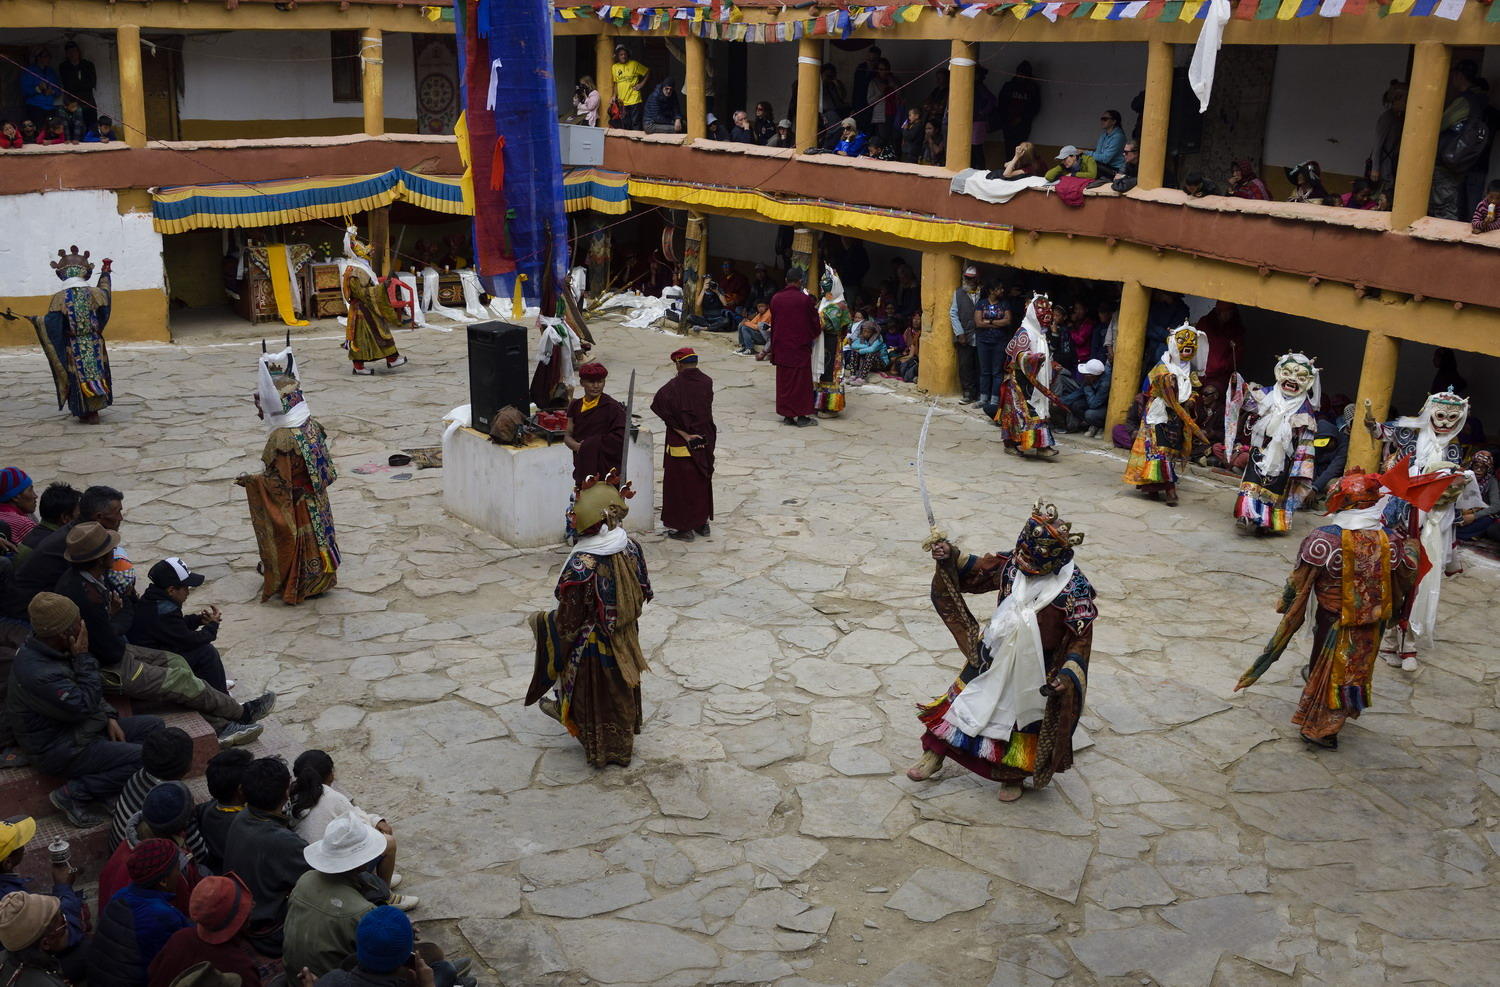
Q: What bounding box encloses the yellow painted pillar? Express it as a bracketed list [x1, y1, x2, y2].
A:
[1138, 39, 1172, 191]
[116, 25, 147, 149]
[945, 40, 976, 172]
[685, 34, 707, 140]
[362, 27, 385, 137]
[1348, 331, 1401, 470]
[1390, 41, 1450, 231]
[594, 35, 614, 125]
[795, 37, 820, 151]
[1105, 280, 1151, 429]
[918, 253, 961, 397]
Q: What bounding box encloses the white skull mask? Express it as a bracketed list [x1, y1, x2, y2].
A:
[1429, 402, 1466, 434]
[1274, 357, 1315, 398]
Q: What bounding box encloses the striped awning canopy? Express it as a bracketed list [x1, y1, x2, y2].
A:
[563, 167, 631, 215]
[151, 168, 470, 234]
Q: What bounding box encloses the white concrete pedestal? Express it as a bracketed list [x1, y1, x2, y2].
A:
[442, 426, 655, 548]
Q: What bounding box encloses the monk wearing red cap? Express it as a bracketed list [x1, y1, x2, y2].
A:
[765, 268, 821, 427]
[651, 348, 716, 541]
[565, 363, 627, 486]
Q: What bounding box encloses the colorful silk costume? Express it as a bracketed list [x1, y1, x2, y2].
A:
[29, 247, 113, 421]
[1230, 353, 1320, 532]
[527, 474, 654, 767]
[1236, 473, 1419, 746]
[996, 294, 1058, 454]
[1124, 325, 1207, 501]
[340, 226, 402, 368]
[914, 503, 1095, 790]
[237, 345, 340, 605]
[814, 270, 850, 415]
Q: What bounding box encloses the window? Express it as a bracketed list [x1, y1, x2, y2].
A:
[331, 30, 361, 103]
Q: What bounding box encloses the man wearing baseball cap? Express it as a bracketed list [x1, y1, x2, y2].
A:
[0, 817, 86, 979]
[6, 592, 165, 827]
[0, 891, 74, 986]
[54, 524, 273, 748]
[147, 874, 260, 987]
[128, 558, 229, 695]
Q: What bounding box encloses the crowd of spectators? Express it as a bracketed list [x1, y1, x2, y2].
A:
[7, 42, 117, 149]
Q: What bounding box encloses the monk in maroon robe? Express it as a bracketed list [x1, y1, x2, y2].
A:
[566, 362, 627, 485]
[650, 347, 716, 541]
[765, 270, 820, 427]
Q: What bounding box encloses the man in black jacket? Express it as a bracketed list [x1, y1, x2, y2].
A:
[54, 524, 271, 747]
[3, 484, 122, 622]
[128, 558, 227, 694]
[5, 592, 164, 827]
[222, 758, 310, 956]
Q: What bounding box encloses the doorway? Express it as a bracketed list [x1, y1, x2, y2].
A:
[141, 34, 182, 142]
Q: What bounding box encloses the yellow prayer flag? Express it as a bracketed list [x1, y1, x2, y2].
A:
[512, 274, 528, 320]
[454, 112, 475, 214]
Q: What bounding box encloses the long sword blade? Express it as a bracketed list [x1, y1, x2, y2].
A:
[916, 402, 937, 530]
[620, 369, 637, 485]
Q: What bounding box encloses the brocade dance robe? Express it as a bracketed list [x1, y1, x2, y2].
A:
[342, 266, 401, 364]
[996, 328, 1055, 453]
[768, 285, 820, 419]
[526, 538, 654, 767]
[1124, 363, 1201, 492]
[650, 368, 716, 532]
[1233, 387, 1318, 532]
[237, 419, 341, 605]
[35, 271, 113, 418]
[1238, 521, 1418, 740]
[918, 550, 1094, 786]
[566, 393, 627, 485]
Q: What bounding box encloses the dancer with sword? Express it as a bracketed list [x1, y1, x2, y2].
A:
[905, 404, 1100, 802]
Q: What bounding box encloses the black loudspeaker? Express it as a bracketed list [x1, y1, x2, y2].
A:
[467, 321, 530, 432]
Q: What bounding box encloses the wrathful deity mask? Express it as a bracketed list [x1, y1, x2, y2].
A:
[51, 246, 93, 281]
[1171, 327, 1198, 362]
[1031, 294, 1055, 330]
[1427, 390, 1469, 435]
[1326, 470, 1384, 512]
[1013, 500, 1085, 575]
[1274, 354, 1317, 398]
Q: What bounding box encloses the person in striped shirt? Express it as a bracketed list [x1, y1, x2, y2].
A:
[106, 728, 210, 870]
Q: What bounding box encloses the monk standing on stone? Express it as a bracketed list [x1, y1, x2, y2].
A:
[764, 268, 820, 428]
[564, 362, 627, 486]
[650, 347, 716, 542]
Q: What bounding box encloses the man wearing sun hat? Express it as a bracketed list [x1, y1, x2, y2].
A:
[650, 347, 717, 542]
[147, 874, 261, 987]
[87, 838, 191, 985]
[284, 812, 415, 977]
[0, 890, 75, 987]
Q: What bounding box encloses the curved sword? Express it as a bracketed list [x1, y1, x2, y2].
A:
[915, 402, 947, 547]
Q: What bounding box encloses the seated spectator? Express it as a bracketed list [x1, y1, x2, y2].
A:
[704, 113, 724, 141]
[108, 728, 209, 865]
[1309, 404, 1353, 501]
[88, 839, 191, 987]
[0, 470, 38, 545]
[1285, 161, 1332, 204]
[1068, 360, 1110, 437]
[1110, 141, 1139, 192]
[736, 301, 772, 356]
[863, 135, 896, 161]
[1457, 450, 1498, 542]
[996, 140, 1044, 180]
[57, 100, 85, 143]
[313, 907, 473, 987]
[99, 781, 202, 915]
[37, 119, 66, 146]
[687, 279, 733, 332]
[0, 891, 77, 987]
[1045, 145, 1098, 182]
[747, 263, 778, 308]
[1340, 178, 1380, 210]
[833, 118, 867, 157]
[642, 79, 683, 135]
[751, 101, 777, 144]
[9, 482, 79, 569]
[892, 313, 921, 383]
[7, 593, 165, 827]
[716, 261, 749, 311]
[1182, 172, 1220, 198]
[194, 749, 253, 876]
[766, 118, 794, 149]
[128, 558, 227, 694]
[284, 815, 393, 977]
[0, 121, 23, 149]
[0, 818, 86, 980]
[52, 523, 272, 747]
[19, 121, 38, 144]
[1471, 179, 1500, 233]
[83, 115, 115, 143]
[729, 110, 756, 144]
[289, 750, 410, 907]
[1228, 159, 1270, 200]
[844, 317, 889, 385]
[222, 757, 309, 956]
[146, 874, 261, 987]
[1066, 299, 1102, 366]
[6, 485, 122, 622]
[1093, 109, 1126, 174]
[899, 108, 924, 163]
[919, 119, 945, 165]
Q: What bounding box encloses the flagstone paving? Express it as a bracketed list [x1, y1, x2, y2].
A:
[5, 312, 1498, 986]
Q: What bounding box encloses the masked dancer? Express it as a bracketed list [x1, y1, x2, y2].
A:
[814, 269, 851, 417]
[906, 502, 1095, 803]
[11, 247, 114, 424]
[341, 225, 408, 376]
[1228, 352, 1320, 533]
[1123, 324, 1210, 507]
[526, 472, 653, 768]
[995, 293, 1062, 458]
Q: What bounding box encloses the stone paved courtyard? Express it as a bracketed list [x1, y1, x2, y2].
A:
[5, 312, 1498, 986]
